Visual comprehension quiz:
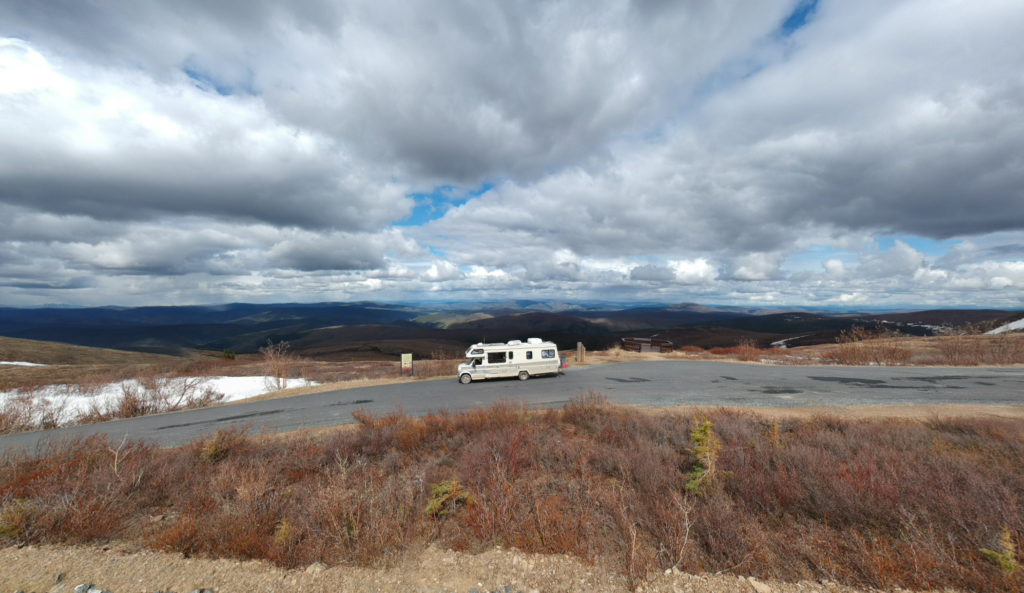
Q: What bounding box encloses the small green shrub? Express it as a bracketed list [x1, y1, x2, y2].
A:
[199, 427, 246, 461]
[685, 416, 721, 495]
[0, 499, 32, 538]
[425, 480, 473, 517]
[274, 518, 295, 548]
[981, 526, 1021, 574]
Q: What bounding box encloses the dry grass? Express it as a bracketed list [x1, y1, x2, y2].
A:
[2, 356, 460, 393]
[587, 333, 1024, 368]
[0, 364, 182, 393]
[0, 337, 184, 367]
[2, 398, 1022, 592]
[584, 345, 789, 367]
[584, 347, 703, 365]
[801, 333, 1024, 367]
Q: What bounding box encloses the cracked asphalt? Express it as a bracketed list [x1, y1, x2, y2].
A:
[2, 361, 1022, 452]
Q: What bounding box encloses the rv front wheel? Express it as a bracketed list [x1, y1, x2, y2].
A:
[518, 371, 529, 381]
[459, 373, 472, 385]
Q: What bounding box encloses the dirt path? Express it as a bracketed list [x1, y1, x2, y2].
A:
[1, 543, 884, 593]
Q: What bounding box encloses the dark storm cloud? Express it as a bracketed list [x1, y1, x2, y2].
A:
[3, 0, 1024, 306]
[1, 0, 794, 183]
[428, 0, 1024, 260]
[629, 264, 675, 282]
[0, 169, 404, 230]
[1, 0, 344, 75]
[265, 230, 421, 272]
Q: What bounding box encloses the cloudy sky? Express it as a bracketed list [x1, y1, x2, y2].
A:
[2, 0, 1023, 308]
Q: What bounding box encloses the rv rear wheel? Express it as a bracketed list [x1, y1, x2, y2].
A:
[518, 371, 529, 381]
[459, 373, 472, 385]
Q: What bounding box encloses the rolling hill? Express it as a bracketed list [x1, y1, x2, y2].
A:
[0, 336, 184, 366]
[0, 301, 1018, 360]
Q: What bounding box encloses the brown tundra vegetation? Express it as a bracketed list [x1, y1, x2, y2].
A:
[602, 331, 1024, 367]
[1, 395, 1023, 592]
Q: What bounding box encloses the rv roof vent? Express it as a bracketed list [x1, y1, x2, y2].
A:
[527, 338, 542, 345]
[507, 340, 522, 346]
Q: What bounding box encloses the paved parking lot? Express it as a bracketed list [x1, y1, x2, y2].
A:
[2, 361, 1022, 451]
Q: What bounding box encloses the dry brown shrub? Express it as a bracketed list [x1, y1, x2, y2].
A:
[935, 334, 1024, 366]
[702, 340, 771, 362]
[0, 394, 41, 436]
[192, 425, 252, 461]
[77, 374, 223, 424]
[412, 358, 460, 379]
[821, 327, 914, 366]
[2, 400, 1024, 591]
[734, 339, 765, 362]
[938, 334, 983, 366]
[561, 389, 608, 429]
[260, 340, 294, 391]
[0, 390, 75, 435]
[984, 333, 1024, 365]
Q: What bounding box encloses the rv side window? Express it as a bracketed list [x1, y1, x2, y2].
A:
[541, 349, 556, 359]
[508, 351, 514, 360]
[526, 351, 533, 360]
[488, 352, 506, 364]
[470, 349, 484, 355]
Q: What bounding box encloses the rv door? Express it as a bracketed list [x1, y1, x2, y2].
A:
[485, 351, 507, 378]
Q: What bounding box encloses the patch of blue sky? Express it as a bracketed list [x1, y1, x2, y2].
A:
[873, 234, 959, 257]
[782, 235, 961, 273]
[673, 0, 821, 122]
[394, 183, 494, 227]
[182, 61, 257, 97]
[183, 68, 234, 96]
[780, 0, 820, 37]
[781, 244, 852, 273]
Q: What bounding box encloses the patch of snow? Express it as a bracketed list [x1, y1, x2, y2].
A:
[0, 375, 318, 426]
[986, 318, 1024, 335]
[1, 361, 48, 367]
[770, 335, 809, 349]
[205, 376, 316, 403]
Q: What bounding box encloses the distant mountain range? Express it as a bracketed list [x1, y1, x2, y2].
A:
[0, 301, 1017, 358]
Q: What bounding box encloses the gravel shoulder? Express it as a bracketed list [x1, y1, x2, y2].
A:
[0, 543, 901, 593]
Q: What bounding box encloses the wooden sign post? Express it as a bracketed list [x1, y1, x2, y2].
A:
[576, 342, 586, 364]
[401, 353, 413, 376]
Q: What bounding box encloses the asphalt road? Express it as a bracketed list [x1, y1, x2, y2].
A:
[2, 361, 1023, 452]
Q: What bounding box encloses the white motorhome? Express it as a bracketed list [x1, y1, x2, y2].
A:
[458, 338, 560, 384]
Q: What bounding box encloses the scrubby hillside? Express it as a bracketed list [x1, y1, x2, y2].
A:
[0, 337, 183, 366]
[2, 399, 1021, 592]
